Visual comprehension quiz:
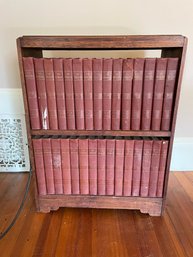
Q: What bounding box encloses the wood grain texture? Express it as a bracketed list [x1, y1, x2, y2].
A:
[0, 172, 193, 257]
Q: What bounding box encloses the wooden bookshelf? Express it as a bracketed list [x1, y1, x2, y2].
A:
[17, 35, 187, 216]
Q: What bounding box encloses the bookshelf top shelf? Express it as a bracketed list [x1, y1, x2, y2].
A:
[31, 130, 171, 138]
[18, 35, 186, 50]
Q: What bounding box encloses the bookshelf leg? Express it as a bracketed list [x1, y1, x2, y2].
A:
[139, 201, 163, 216]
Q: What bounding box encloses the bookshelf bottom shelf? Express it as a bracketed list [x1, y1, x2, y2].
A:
[37, 195, 163, 216]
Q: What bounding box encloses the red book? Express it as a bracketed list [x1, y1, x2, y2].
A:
[44, 58, 58, 129]
[131, 59, 145, 130]
[97, 139, 106, 195]
[23, 57, 41, 129]
[63, 59, 76, 130]
[32, 139, 47, 195]
[93, 59, 103, 130]
[88, 139, 97, 195]
[73, 59, 85, 130]
[34, 58, 49, 129]
[140, 140, 153, 197]
[157, 140, 169, 197]
[51, 139, 63, 194]
[149, 140, 162, 197]
[161, 58, 179, 131]
[70, 139, 80, 194]
[132, 140, 143, 196]
[61, 139, 71, 194]
[115, 139, 125, 196]
[112, 59, 123, 130]
[79, 139, 89, 194]
[53, 58, 67, 130]
[106, 139, 115, 195]
[103, 59, 113, 130]
[83, 59, 93, 130]
[151, 59, 167, 130]
[123, 140, 134, 196]
[42, 139, 55, 194]
[122, 59, 133, 130]
[141, 59, 156, 130]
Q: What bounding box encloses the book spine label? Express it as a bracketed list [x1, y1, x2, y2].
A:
[70, 139, 80, 194]
[93, 59, 103, 130]
[106, 139, 115, 195]
[141, 59, 156, 130]
[140, 140, 153, 197]
[131, 59, 145, 130]
[73, 59, 85, 130]
[53, 58, 67, 130]
[112, 59, 123, 130]
[61, 139, 71, 194]
[88, 139, 97, 195]
[103, 59, 113, 130]
[97, 139, 106, 195]
[132, 140, 143, 196]
[83, 59, 93, 130]
[115, 140, 125, 196]
[161, 58, 179, 131]
[34, 58, 49, 129]
[79, 139, 89, 194]
[44, 58, 58, 129]
[32, 139, 47, 195]
[51, 139, 63, 194]
[63, 59, 76, 129]
[123, 140, 134, 196]
[122, 59, 133, 130]
[23, 57, 41, 129]
[42, 139, 55, 194]
[157, 141, 169, 197]
[152, 59, 167, 130]
[149, 140, 162, 197]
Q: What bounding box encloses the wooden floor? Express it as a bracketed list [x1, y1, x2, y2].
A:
[0, 172, 193, 257]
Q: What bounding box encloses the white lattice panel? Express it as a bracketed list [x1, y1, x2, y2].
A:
[0, 115, 30, 172]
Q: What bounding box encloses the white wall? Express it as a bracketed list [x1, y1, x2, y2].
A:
[0, 0, 193, 169]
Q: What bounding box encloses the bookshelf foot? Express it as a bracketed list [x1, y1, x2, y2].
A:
[139, 202, 163, 216]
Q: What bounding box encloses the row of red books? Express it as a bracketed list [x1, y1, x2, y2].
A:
[33, 137, 168, 197]
[23, 57, 179, 131]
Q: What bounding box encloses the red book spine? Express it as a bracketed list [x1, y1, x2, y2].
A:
[97, 139, 106, 195]
[132, 140, 143, 196]
[123, 140, 134, 196]
[161, 58, 179, 131]
[112, 59, 123, 130]
[103, 59, 113, 130]
[83, 59, 93, 130]
[79, 139, 89, 194]
[157, 141, 169, 197]
[151, 59, 167, 130]
[34, 58, 49, 129]
[42, 139, 55, 194]
[93, 59, 103, 130]
[23, 57, 41, 129]
[115, 140, 125, 196]
[70, 139, 80, 194]
[51, 139, 63, 194]
[141, 59, 156, 130]
[122, 59, 133, 130]
[61, 139, 71, 194]
[106, 139, 115, 195]
[53, 58, 67, 130]
[32, 139, 47, 195]
[131, 59, 145, 130]
[73, 59, 85, 130]
[140, 140, 153, 197]
[44, 58, 58, 129]
[149, 140, 162, 197]
[63, 59, 76, 130]
[88, 139, 97, 195]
